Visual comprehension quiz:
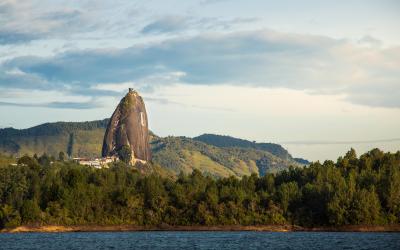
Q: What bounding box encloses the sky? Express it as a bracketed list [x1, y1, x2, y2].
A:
[0, 0, 399, 161]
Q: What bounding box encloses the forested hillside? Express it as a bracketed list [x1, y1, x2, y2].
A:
[194, 134, 291, 159]
[151, 136, 300, 177]
[0, 148, 398, 229]
[194, 134, 309, 164]
[0, 120, 109, 158]
[0, 120, 303, 177]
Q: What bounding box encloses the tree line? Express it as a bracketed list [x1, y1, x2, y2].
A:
[0, 148, 399, 228]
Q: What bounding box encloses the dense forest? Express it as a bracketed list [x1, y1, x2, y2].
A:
[0, 148, 399, 229]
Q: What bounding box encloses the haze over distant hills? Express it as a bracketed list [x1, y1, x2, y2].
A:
[0, 119, 307, 178]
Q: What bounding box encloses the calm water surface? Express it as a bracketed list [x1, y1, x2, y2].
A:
[0, 231, 399, 250]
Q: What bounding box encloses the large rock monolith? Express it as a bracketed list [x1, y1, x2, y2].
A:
[102, 89, 151, 163]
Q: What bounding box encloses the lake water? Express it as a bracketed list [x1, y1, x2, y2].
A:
[0, 231, 399, 250]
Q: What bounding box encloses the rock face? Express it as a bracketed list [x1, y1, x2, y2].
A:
[102, 89, 151, 163]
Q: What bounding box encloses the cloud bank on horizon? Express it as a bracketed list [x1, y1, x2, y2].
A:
[0, 0, 399, 161]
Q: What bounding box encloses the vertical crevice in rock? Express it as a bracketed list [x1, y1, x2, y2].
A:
[67, 133, 74, 157]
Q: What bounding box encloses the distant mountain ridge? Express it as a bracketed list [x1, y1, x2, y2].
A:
[0, 119, 109, 157]
[0, 119, 307, 177]
[194, 134, 291, 159]
[194, 134, 309, 165]
[0, 119, 109, 137]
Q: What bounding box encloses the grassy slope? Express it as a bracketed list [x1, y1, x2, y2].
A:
[194, 133, 310, 165]
[0, 154, 15, 166]
[150, 136, 300, 177]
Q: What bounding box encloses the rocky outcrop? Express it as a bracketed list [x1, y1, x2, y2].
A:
[102, 89, 151, 163]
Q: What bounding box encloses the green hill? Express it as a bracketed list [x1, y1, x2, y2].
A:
[0, 119, 304, 177]
[194, 134, 290, 158]
[151, 136, 301, 177]
[194, 134, 309, 165]
[0, 119, 109, 158]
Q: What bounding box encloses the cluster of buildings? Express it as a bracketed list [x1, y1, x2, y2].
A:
[72, 156, 119, 168]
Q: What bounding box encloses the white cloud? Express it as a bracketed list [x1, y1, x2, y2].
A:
[1, 29, 399, 108]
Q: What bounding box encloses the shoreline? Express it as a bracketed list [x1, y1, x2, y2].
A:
[1, 224, 400, 233]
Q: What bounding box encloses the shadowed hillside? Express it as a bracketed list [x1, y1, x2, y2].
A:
[194, 134, 309, 165]
[0, 119, 109, 158]
[194, 134, 291, 159]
